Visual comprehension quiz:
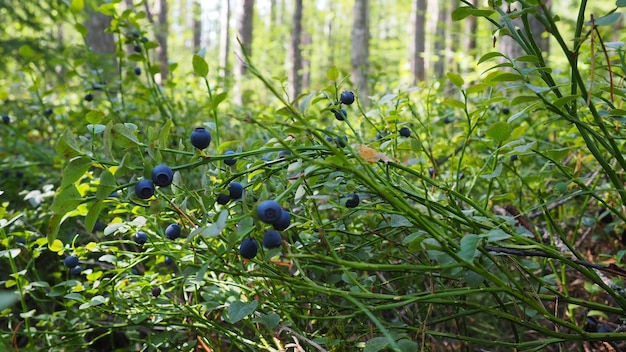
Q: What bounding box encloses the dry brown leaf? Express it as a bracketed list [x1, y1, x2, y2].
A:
[358, 144, 393, 164]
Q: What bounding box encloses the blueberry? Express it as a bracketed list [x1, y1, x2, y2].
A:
[45, 108, 53, 116]
[164, 256, 173, 265]
[134, 45, 142, 53]
[190, 127, 212, 150]
[109, 191, 118, 198]
[335, 136, 348, 148]
[151, 164, 174, 187]
[84, 93, 93, 102]
[340, 91, 355, 105]
[64, 255, 79, 269]
[345, 193, 360, 208]
[134, 67, 141, 75]
[261, 157, 271, 162]
[272, 210, 291, 231]
[3, 114, 10, 124]
[70, 265, 82, 276]
[428, 167, 435, 178]
[510, 154, 518, 162]
[216, 193, 230, 205]
[443, 117, 452, 124]
[277, 150, 291, 158]
[223, 150, 237, 166]
[151, 287, 161, 297]
[262, 230, 282, 248]
[332, 108, 347, 121]
[257, 200, 283, 224]
[93, 219, 106, 232]
[239, 238, 259, 259]
[134, 179, 155, 199]
[502, 107, 510, 115]
[15, 237, 26, 245]
[228, 182, 243, 199]
[399, 127, 411, 138]
[165, 223, 181, 240]
[15, 171, 24, 178]
[134, 231, 148, 245]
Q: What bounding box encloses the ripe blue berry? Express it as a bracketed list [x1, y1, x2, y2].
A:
[2, 114, 10, 124]
[257, 200, 283, 224]
[272, 210, 291, 231]
[70, 265, 82, 276]
[345, 194, 360, 208]
[239, 238, 258, 259]
[64, 255, 79, 269]
[510, 154, 518, 162]
[262, 230, 282, 248]
[164, 256, 173, 265]
[151, 164, 174, 187]
[134, 67, 141, 75]
[216, 193, 230, 205]
[45, 108, 53, 116]
[134, 231, 148, 245]
[165, 223, 181, 240]
[84, 93, 93, 102]
[228, 182, 243, 199]
[399, 127, 411, 138]
[134, 45, 142, 53]
[151, 287, 161, 297]
[190, 127, 212, 150]
[340, 91, 355, 105]
[332, 108, 347, 121]
[223, 150, 236, 166]
[135, 179, 155, 199]
[428, 167, 435, 178]
[502, 107, 510, 115]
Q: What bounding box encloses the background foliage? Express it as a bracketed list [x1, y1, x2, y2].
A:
[3, 0, 626, 351]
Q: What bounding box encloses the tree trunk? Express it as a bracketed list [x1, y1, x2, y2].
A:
[219, 0, 231, 80]
[289, 0, 303, 99]
[411, 0, 426, 83]
[192, 0, 201, 53]
[351, 0, 370, 106]
[156, 0, 169, 80]
[464, 0, 477, 54]
[301, 31, 311, 91]
[433, 0, 447, 79]
[85, 7, 116, 76]
[234, 0, 254, 105]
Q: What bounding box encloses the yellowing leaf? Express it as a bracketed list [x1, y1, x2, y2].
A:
[48, 239, 64, 253]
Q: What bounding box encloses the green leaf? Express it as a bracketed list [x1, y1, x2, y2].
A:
[210, 92, 228, 109]
[192, 54, 209, 77]
[481, 163, 503, 179]
[486, 121, 511, 142]
[477, 52, 504, 65]
[618, 0, 626, 7]
[111, 123, 141, 148]
[446, 72, 464, 87]
[85, 200, 105, 232]
[95, 169, 117, 200]
[442, 98, 465, 110]
[364, 337, 389, 352]
[451, 6, 494, 21]
[481, 229, 511, 242]
[490, 72, 523, 83]
[51, 185, 83, 214]
[56, 129, 84, 159]
[47, 214, 63, 244]
[511, 95, 539, 105]
[460, 234, 480, 262]
[202, 209, 229, 237]
[227, 300, 258, 323]
[48, 239, 64, 252]
[85, 110, 104, 124]
[254, 313, 280, 329]
[592, 12, 622, 26]
[327, 66, 339, 81]
[397, 339, 419, 352]
[61, 156, 92, 188]
[0, 291, 19, 311]
[70, 0, 84, 13]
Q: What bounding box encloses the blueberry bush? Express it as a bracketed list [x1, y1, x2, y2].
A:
[3, 1, 626, 351]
